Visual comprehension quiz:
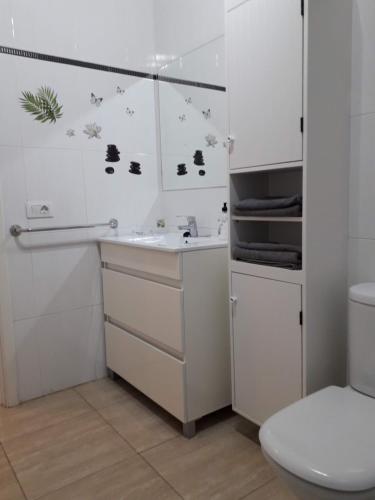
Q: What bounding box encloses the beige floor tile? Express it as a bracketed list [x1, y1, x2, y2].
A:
[0, 390, 90, 442]
[98, 395, 179, 452]
[142, 419, 274, 500]
[39, 455, 180, 500]
[0, 446, 25, 500]
[75, 377, 132, 410]
[244, 478, 298, 500]
[4, 411, 135, 500]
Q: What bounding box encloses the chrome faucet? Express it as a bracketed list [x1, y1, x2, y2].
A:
[177, 215, 198, 237]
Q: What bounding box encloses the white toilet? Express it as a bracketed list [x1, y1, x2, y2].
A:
[259, 283, 375, 499]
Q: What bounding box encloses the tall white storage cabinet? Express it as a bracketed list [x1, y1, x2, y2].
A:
[227, 0, 352, 425]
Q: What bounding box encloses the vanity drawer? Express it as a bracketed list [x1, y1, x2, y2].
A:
[105, 322, 186, 421]
[103, 268, 184, 353]
[101, 243, 181, 280]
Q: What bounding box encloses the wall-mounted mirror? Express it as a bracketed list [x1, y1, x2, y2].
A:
[158, 37, 227, 191]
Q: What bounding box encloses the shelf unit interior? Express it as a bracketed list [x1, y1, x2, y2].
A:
[230, 166, 303, 270]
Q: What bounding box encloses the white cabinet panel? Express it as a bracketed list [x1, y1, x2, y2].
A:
[232, 273, 302, 423]
[105, 322, 185, 421]
[227, 0, 303, 169]
[101, 243, 181, 280]
[103, 269, 184, 352]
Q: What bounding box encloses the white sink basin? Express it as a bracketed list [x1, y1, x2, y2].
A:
[99, 233, 227, 252]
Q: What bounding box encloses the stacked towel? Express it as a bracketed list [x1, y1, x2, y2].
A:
[234, 195, 302, 217]
[233, 241, 302, 270]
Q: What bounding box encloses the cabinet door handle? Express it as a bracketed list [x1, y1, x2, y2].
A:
[225, 136, 235, 153]
[230, 296, 238, 305]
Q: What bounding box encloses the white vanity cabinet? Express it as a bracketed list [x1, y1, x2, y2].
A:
[227, 0, 352, 424]
[100, 238, 231, 436]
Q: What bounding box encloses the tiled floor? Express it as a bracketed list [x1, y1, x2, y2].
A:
[0, 377, 297, 500]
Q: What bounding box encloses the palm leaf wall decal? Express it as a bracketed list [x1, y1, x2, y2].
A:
[20, 86, 63, 124]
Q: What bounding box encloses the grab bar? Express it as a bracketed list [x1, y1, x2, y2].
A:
[10, 218, 118, 237]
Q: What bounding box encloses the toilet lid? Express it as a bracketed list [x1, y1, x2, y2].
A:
[260, 386, 375, 492]
[349, 283, 375, 306]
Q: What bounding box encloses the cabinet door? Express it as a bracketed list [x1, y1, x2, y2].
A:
[231, 273, 302, 424]
[227, 0, 303, 169]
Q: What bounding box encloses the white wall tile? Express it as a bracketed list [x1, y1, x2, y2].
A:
[0, 0, 15, 46]
[0, 146, 28, 232]
[352, 0, 375, 115]
[83, 150, 161, 230]
[154, 0, 225, 65]
[74, 0, 156, 71]
[6, 0, 155, 72]
[23, 148, 87, 228]
[14, 316, 43, 401]
[10, 0, 79, 59]
[15, 58, 84, 150]
[0, 55, 23, 147]
[37, 305, 106, 395]
[159, 36, 225, 87]
[349, 114, 375, 239]
[15, 304, 106, 401]
[77, 70, 157, 156]
[162, 186, 227, 233]
[348, 237, 375, 286]
[30, 231, 102, 317]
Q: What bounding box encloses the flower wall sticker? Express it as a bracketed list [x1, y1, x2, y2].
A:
[20, 86, 63, 124]
[205, 134, 218, 147]
[90, 93, 103, 107]
[125, 107, 135, 117]
[83, 122, 102, 139]
[66, 129, 75, 137]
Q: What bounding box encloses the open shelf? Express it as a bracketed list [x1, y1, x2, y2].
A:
[232, 216, 303, 223]
[230, 166, 303, 273]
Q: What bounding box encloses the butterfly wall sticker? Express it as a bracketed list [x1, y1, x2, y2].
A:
[90, 93, 103, 107]
[125, 107, 135, 117]
[179, 114, 187, 122]
[116, 86, 125, 95]
[202, 108, 211, 119]
[185, 97, 192, 105]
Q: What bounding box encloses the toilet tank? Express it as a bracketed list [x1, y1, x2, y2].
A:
[349, 283, 375, 398]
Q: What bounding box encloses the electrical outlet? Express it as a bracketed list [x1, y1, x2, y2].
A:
[26, 201, 54, 219]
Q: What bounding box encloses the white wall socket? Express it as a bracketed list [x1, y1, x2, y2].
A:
[26, 201, 54, 219]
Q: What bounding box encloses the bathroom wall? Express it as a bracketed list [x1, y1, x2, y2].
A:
[155, 0, 228, 234]
[0, 0, 161, 402]
[154, 0, 225, 67]
[349, 1, 375, 285]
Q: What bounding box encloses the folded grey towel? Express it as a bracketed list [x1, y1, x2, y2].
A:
[233, 246, 301, 265]
[235, 194, 302, 211]
[234, 256, 302, 270]
[234, 204, 302, 217]
[237, 241, 302, 255]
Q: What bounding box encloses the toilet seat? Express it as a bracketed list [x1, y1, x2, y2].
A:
[260, 386, 375, 493]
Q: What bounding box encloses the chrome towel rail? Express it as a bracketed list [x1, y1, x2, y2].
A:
[10, 218, 118, 237]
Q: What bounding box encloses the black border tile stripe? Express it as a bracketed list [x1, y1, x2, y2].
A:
[0, 45, 156, 79]
[0, 45, 226, 92]
[157, 75, 226, 92]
